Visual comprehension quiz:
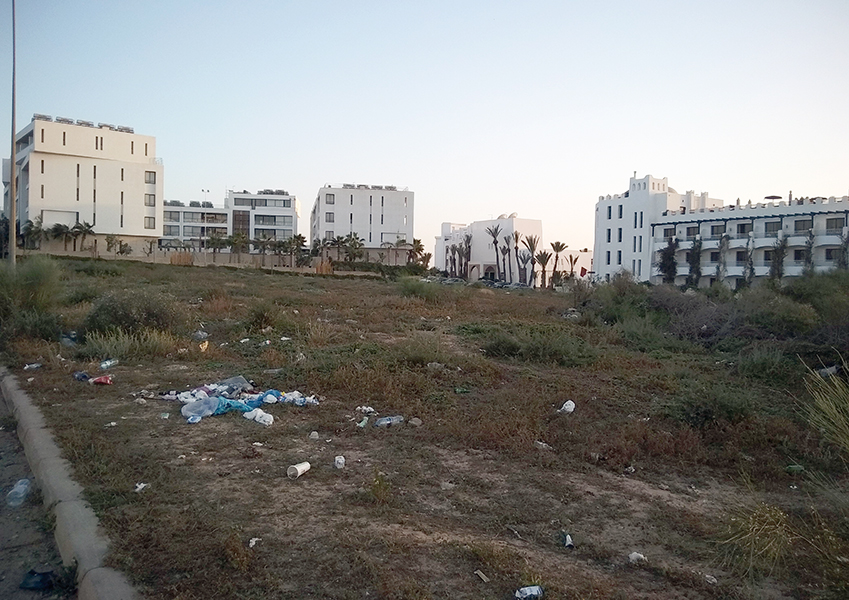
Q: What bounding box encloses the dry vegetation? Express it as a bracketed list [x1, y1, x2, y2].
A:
[3, 257, 849, 599]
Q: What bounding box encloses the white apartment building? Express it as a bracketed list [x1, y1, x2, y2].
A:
[159, 189, 299, 250]
[434, 214, 544, 283]
[594, 174, 849, 288]
[310, 183, 414, 248]
[3, 114, 163, 253]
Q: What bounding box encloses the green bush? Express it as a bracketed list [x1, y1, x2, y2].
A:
[398, 277, 444, 304]
[13, 309, 62, 341]
[583, 272, 650, 324]
[460, 322, 596, 367]
[15, 256, 61, 313]
[70, 259, 124, 277]
[741, 289, 820, 337]
[737, 344, 801, 386]
[62, 284, 100, 306]
[82, 290, 185, 336]
[666, 379, 753, 429]
[0, 257, 62, 345]
[78, 329, 181, 360]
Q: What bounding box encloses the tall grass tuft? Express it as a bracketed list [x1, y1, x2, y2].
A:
[0, 256, 62, 344]
[804, 362, 849, 457]
[79, 328, 182, 360]
[82, 289, 185, 336]
[720, 502, 796, 576]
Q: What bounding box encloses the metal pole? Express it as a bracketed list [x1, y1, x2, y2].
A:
[8, 0, 16, 266]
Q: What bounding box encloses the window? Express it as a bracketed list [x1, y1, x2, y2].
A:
[325, 231, 334, 240]
[633, 237, 636, 252]
[617, 250, 622, 265]
[183, 213, 202, 223]
[183, 226, 202, 237]
[634, 213, 638, 228]
[381, 197, 385, 207]
[254, 229, 278, 239]
[63, 132, 66, 145]
[325, 212, 335, 223]
[795, 218, 813, 232]
[325, 193, 335, 205]
[685, 251, 692, 262]
[826, 248, 837, 261]
[606, 229, 611, 243]
[764, 250, 773, 263]
[144, 143, 148, 156]
[121, 168, 124, 181]
[794, 249, 805, 261]
[76, 164, 80, 177]
[145, 171, 156, 184]
[710, 251, 720, 262]
[617, 228, 622, 242]
[663, 227, 675, 239]
[349, 214, 353, 224]
[639, 236, 642, 252]
[144, 194, 156, 207]
[40, 184, 44, 198]
[350, 195, 354, 205]
[121, 191, 123, 205]
[131, 141, 134, 154]
[40, 159, 44, 174]
[93, 165, 96, 179]
[164, 211, 180, 222]
[163, 225, 180, 236]
[736, 251, 747, 264]
[100, 136, 104, 150]
[737, 223, 752, 234]
[606, 251, 610, 265]
[381, 214, 384, 225]
[765, 221, 781, 236]
[607, 206, 612, 219]
[826, 217, 845, 232]
[144, 217, 155, 229]
[686, 226, 698, 237]
[640, 212, 643, 227]
[618, 205, 623, 218]
[710, 224, 725, 236]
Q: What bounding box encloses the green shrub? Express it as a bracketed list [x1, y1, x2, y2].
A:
[13, 309, 62, 341]
[16, 256, 61, 313]
[397, 277, 454, 304]
[737, 344, 801, 386]
[460, 322, 595, 367]
[82, 290, 185, 336]
[666, 379, 753, 429]
[78, 328, 182, 360]
[739, 287, 819, 337]
[583, 272, 650, 324]
[71, 260, 123, 277]
[62, 284, 100, 306]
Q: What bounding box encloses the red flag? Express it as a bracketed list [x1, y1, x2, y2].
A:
[580, 267, 587, 277]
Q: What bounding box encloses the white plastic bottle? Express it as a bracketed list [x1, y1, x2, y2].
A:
[6, 479, 31, 507]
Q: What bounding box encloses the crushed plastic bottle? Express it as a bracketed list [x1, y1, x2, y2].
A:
[374, 416, 404, 427]
[23, 363, 42, 371]
[6, 479, 31, 507]
[73, 371, 90, 381]
[514, 586, 544, 599]
[99, 359, 119, 370]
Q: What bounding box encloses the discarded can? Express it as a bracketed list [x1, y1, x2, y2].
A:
[287, 462, 310, 479]
[100, 359, 119, 370]
[374, 416, 404, 428]
[89, 375, 113, 385]
[23, 363, 42, 371]
[73, 371, 90, 381]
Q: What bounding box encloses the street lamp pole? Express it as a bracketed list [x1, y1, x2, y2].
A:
[8, 0, 16, 266]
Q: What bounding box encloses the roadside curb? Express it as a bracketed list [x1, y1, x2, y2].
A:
[0, 368, 139, 600]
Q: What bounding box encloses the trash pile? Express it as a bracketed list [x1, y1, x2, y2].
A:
[160, 375, 320, 426]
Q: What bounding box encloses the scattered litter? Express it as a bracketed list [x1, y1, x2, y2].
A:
[557, 400, 576, 414]
[356, 406, 376, 415]
[192, 330, 209, 341]
[454, 387, 470, 394]
[296, 352, 307, 363]
[356, 416, 369, 428]
[292, 309, 299, 314]
[27, 377, 34, 383]
[705, 574, 717, 585]
[6, 479, 31, 507]
[534, 440, 554, 451]
[474, 569, 490, 583]
[817, 364, 842, 378]
[19, 568, 55, 590]
[177, 348, 188, 354]
[219, 342, 228, 347]
[104, 422, 117, 428]
[563, 308, 581, 321]
[514, 585, 543, 599]
[790, 484, 798, 490]
[177, 455, 187, 459]
[309, 431, 320, 440]
[133, 483, 149, 493]
[252, 442, 264, 447]
[100, 359, 119, 370]
[280, 336, 292, 342]
[287, 461, 310, 479]
[628, 552, 647, 564]
[243, 408, 273, 426]
[249, 537, 262, 548]
[374, 416, 404, 427]
[624, 466, 636, 474]
[261, 340, 272, 346]
[440, 481, 456, 490]
[23, 363, 42, 371]
[160, 413, 170, 419]
[559, 531, 575, 549]
[89, 375, 113, 385]
[187, 415, 202, 424]
[334, 456, 345, 469]
[261, 326, 273, 333]
[240, 338, 250, 343]
[60, 334, 78, 347]
[786, 464, 805, 474]
[199, 341, 209, 352]
[263, 368, 284, 374]
[427, 362, 445, 371]
[409, 417, 423, 427]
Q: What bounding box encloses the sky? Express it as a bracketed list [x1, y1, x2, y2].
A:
[2, 0, 848, 253]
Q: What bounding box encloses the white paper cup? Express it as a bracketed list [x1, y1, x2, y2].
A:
[287, 462, 311, 479]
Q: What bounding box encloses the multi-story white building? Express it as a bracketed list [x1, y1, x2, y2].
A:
[434, 214, 544, 283]
[3, 114, 163, 254]
[594, 174, 849, 288]
[159, 189, 299, 250]
[309, 183, 414, 248]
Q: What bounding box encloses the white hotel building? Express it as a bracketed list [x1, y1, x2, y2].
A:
[3, 114, 163, 254]
[309, 183, 414, 248]
[594, 174, 849, 288]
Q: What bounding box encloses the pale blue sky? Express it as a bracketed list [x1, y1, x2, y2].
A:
[2, 0, 848, 251]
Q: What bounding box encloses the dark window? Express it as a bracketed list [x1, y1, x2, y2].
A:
[606, 251, 610, 265]
[144, 217, 156, 229]
[62, 132, 66, 145]
[795, 219, 813, 232]
[144, 194, 155, 207]
[606, 229, 611, 243]
[121, 168, 124, 181]
[618, 205, 623, 218]
[325, 193, 335, 205]
[710, 251, 719, 262]
[826, 217, 845, 232]
[737, 223, 752, 234]
[617, 228, 622, 242]
[145, 171, 156, 184]
[794, 249, 805, 261]
[765, 221, 781, 235]
[663, 227, 675, 239]
[764, 250, 773, 262]
[325, 212, 335, 223]
[607, 206, 611, 219]
[40, 159, 44, 174]
[736, 251, 747, 263]
[686, 226, 698, 237]
[826, 248, 837, 261]
[617, 250, 622, 264]
[711, 224, 725, 235]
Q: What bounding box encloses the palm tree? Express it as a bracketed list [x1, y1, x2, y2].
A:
[290, 233, 307, 267]
[207, 230, 227, 262]
[49, 223, 73, 251]
[485, 224, 502, 280]
[565, 253, 580, 278]
[253, 234, 273, 267]
[550, 241, 567, 280]
[449, 244, 458, 276]
[394, 238, 409, 266]
[227, 231, 249, 263]
[518, 251, 532, 285]
[512, 231, 522, 285]
[344, 232, 365, 262]
[522, 235, 539, 287]
[408, 238, 425, 264]
[72, 221, 95, 251]
[500, 246, 510, 282]
[462, 233, 473, 279]
[273, 238, 290, 267]
[503, 235, 514, 283]
[535, 250, 552, 289]
[21, 218, 46, 250]
[331, 235, 346, 262]
[420, 252, 432, 269]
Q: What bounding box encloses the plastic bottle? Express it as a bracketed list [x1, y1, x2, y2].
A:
[6, 479, 31, 507]
[374, 416, 404, 427]
[100, 359, 119, 370]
